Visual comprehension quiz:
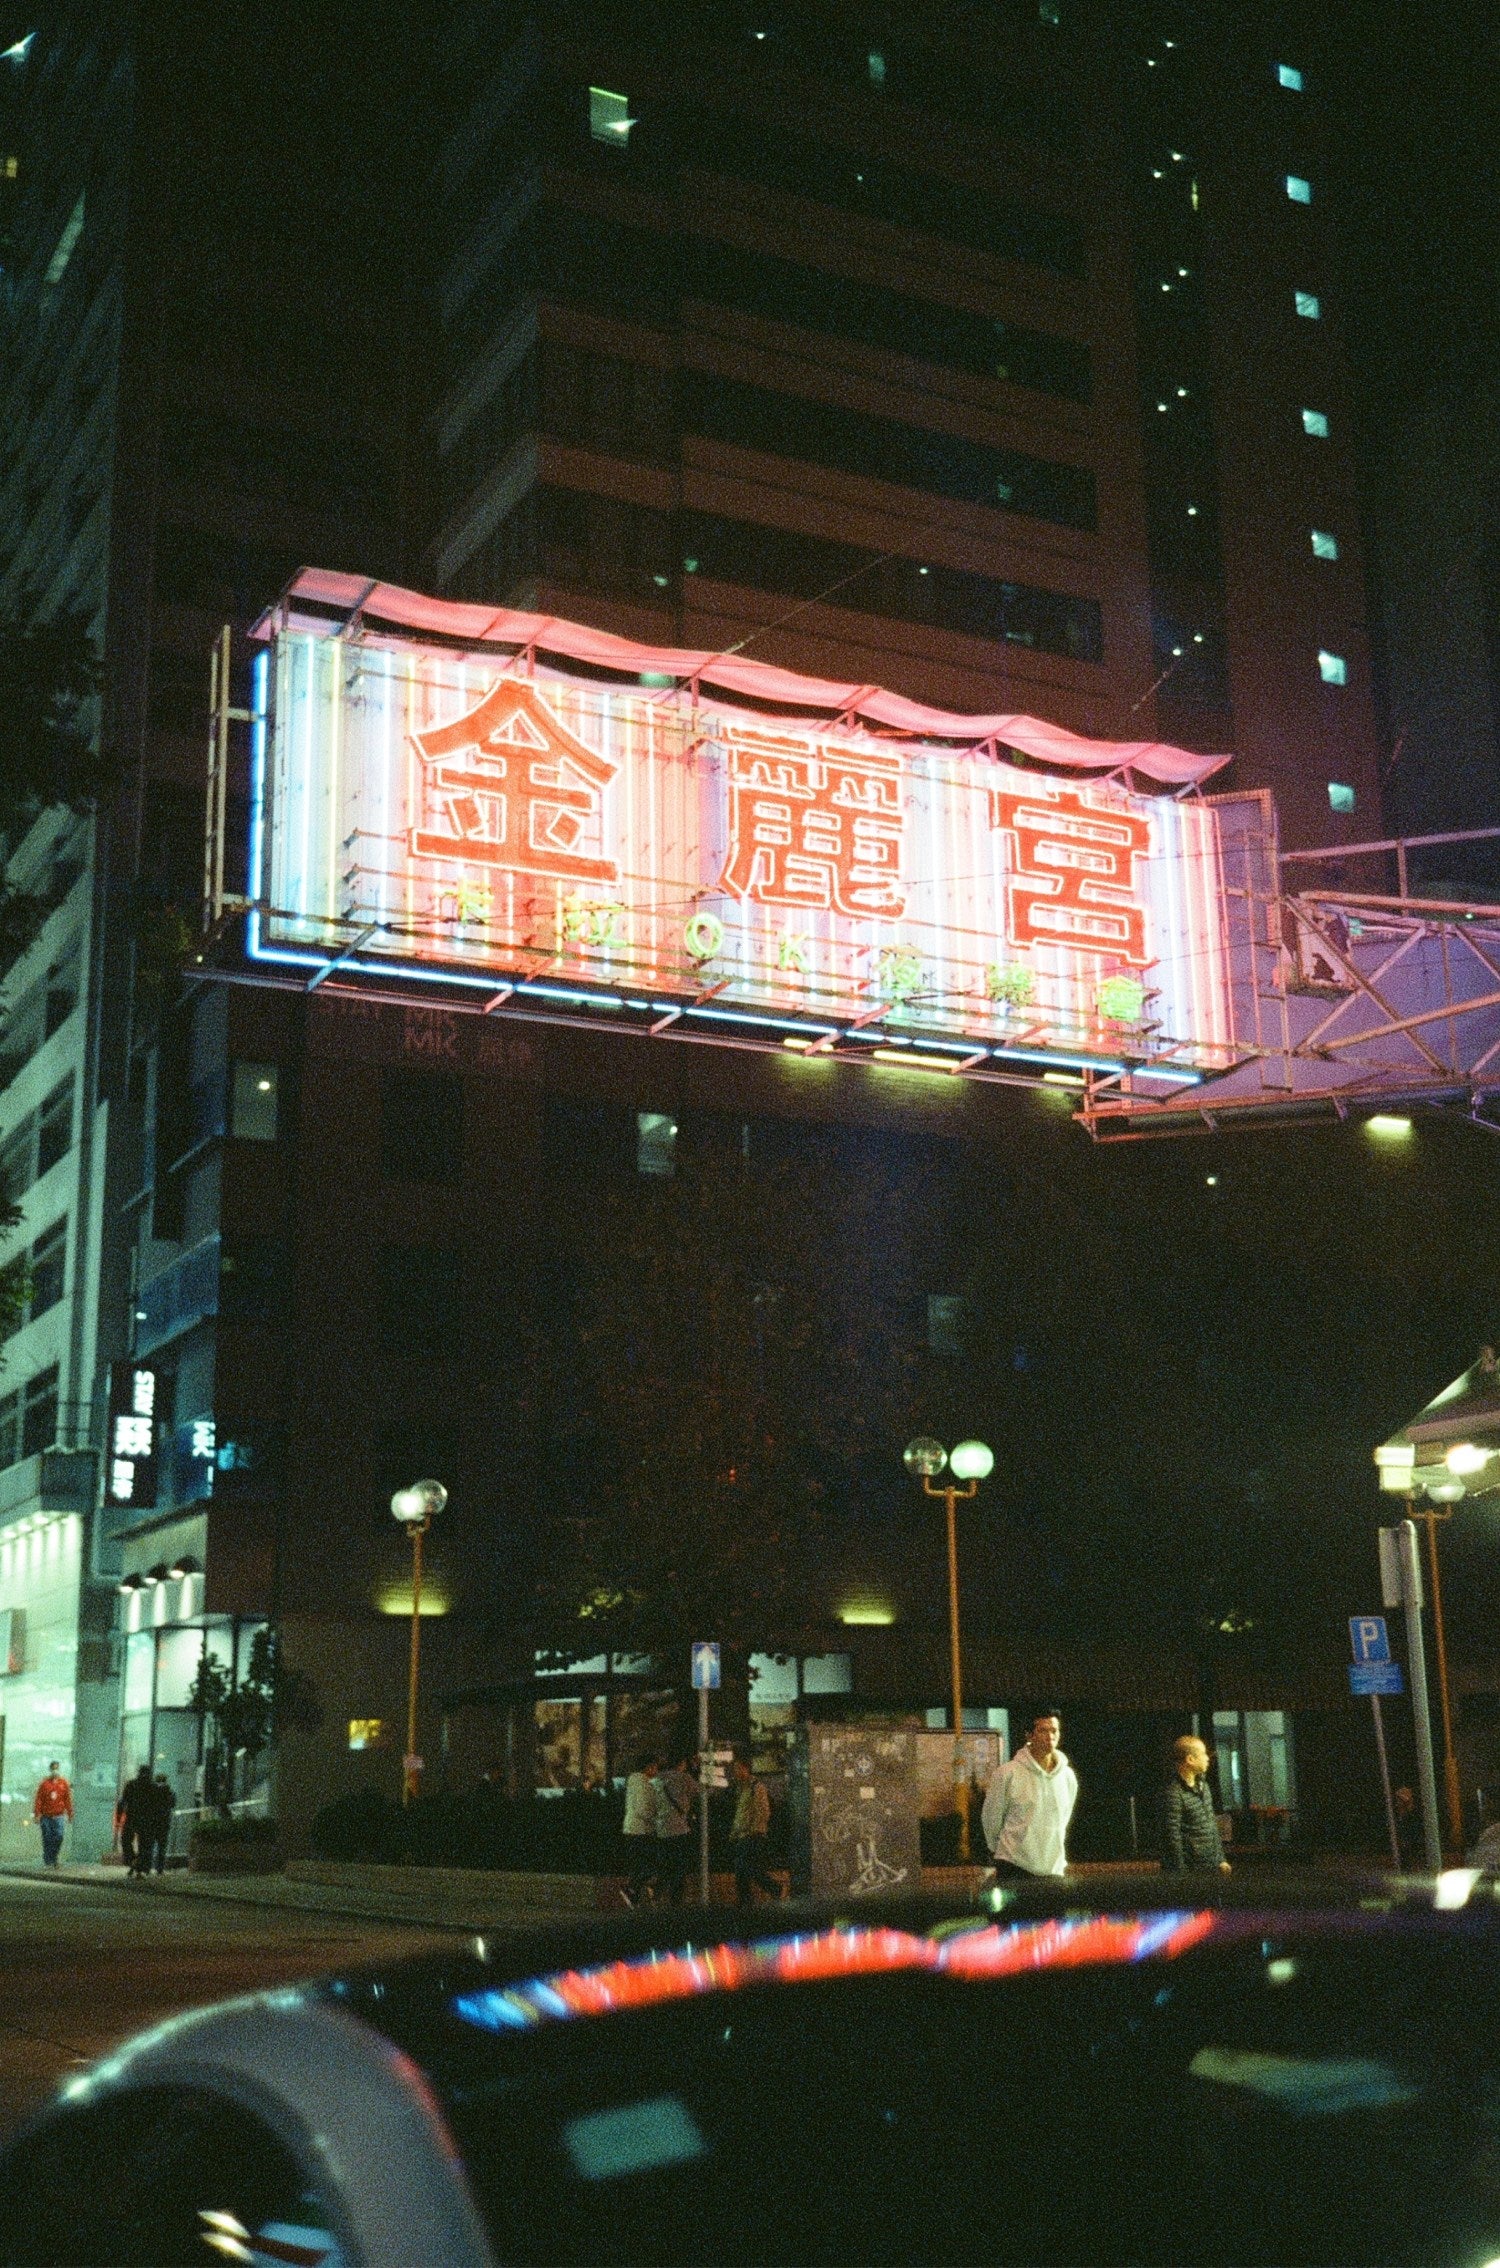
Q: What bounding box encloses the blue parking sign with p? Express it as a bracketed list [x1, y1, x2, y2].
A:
[691, 1641, 721, 1690]
[1349, 1616, 1390, 1664]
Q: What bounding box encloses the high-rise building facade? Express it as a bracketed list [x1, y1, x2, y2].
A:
[427, 0, 1379, 853]
[0, 0, 415, 1855]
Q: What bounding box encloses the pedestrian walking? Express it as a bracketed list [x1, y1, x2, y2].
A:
[655, 1746, 697, 1905]
[1159, 1734, 1232, 1874]
[981, 1712, 1078, 1880]
[728, 1755, 780, 1905]
[145, 1773, 176, 1875]
[116, 1764, 154, 1877]
[31, 1762, 73, 1867]
[620, 1754, 659, 1906]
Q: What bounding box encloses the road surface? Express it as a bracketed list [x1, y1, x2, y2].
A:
[0, 1871, 452, 2138]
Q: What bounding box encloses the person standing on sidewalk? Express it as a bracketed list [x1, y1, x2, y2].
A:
[31, 1763, 73, 1867]
[116, 1764, 154, 1877]
[655, 1746, 698, 1905]
[144, 1774, 176, 1875]
[981, 1713, 1078, 1881]
[728, 1755, 780, 1905]
[620, 1754, 659, 1906]
[1159, 1735, 1231, 1875]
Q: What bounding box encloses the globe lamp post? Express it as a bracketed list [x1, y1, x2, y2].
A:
[904, 1436, 994, 1861]
[391, 1480, 448, 1804]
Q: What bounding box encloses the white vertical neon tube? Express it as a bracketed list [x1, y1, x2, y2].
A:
[247, 647, 269, 958]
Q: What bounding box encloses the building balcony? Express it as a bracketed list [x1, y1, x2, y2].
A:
[134, 1234, 220, 1358]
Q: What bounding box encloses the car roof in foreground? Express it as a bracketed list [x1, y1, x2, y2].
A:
[306, 1864, 1500, 2046]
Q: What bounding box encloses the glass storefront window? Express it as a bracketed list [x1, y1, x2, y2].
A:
[123, 1631, 155, 1716]
[154, 1625, 206, 1711]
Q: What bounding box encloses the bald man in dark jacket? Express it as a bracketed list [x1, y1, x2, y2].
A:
[1160, 1735, 1231, 1873]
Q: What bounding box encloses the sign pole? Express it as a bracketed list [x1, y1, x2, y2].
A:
[1389, 1521, 1443, 1871]
[1370, 1693, 1400, 1869]
[698, 1680, 710, 1907]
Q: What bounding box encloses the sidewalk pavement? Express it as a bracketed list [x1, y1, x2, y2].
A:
[0, 1859, 600, 1934]
[0, 1854, 1173, 1933]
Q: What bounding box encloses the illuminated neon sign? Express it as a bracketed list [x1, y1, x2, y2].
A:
[251, 609, 1235, 1077]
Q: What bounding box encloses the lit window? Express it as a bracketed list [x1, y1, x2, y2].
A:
[1278, 62, 1304, 90]
[867, 49, 886, 83]
[636, 1111, 677, 1177]
[1327, 782, 1355, 813]
[231, 1061, 279, 1141]
[1286, 174, 1312, 204]
[1318, 650, 1348, 685]
[348, 1719, 388, 1751]
[1302, 407, 1330, 437]
[1310, 529, 1339, 560]
[1294, 290, 1321, 319]
[1, 156, 17, 179]
[588, 87, 634, 146]
[43, 195, 84, 287]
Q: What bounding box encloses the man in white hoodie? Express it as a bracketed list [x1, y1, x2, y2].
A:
[981, 1713, 1078, 1879]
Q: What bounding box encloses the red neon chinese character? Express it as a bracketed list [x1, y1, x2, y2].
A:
[990, 784, 1152, 963]
[409, 680, 619, 887]
[719, 729, 907, 920]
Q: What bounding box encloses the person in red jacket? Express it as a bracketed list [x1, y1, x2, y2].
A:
[32, 1763, 73, 1867]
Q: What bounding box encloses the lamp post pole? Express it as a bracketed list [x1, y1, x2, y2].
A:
[1410, 1496, 1463, 1853]
[904, 1437, 993, 1866]
[391, 1482, 448, 1807]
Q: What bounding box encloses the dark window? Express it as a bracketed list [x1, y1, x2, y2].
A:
[36, 1077, 73, 1175]
[538, 489, 678, 606]
[542, 1096, 634, 1180]
[685, 371, 1095, 530]
[378, 1245, 463, 1353]
[27, 1219, 66, 1318]
[680, 506, 1103, 660]
[218, 1235, 289, 1325]
[44, 957, 79, 1035]
[1151, 609, 1230, 709]
[380, 1068, 465, 1186]
[0, 1119, 32, 1200]
[20, 1364, 58, 1458]
[683, 114, 1085, 274]
[477, 487, 1102, 662]
[542, 340, 676, 466]
[442, 197, 1090, 419]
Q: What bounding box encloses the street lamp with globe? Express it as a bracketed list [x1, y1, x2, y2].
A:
[904, 1436, 994, 1861]
[391, 1480, 448, 1803]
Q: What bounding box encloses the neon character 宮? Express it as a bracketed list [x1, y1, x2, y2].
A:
[719, 727, 907, 921]
[990, 784, 1151, 964]
[410, 680, 619, 888]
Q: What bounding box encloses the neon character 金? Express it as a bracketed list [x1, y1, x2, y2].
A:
[410, 680, 619, 888]
[990, 784, 1151, 965]
[720, 727, 907, 921]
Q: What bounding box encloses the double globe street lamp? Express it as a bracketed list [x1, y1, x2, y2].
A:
[391, 1479, 448, 1804]
[904, 1435, 994, 1861]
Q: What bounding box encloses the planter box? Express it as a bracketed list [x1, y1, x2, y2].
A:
[188, 1832, 285, 1876]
